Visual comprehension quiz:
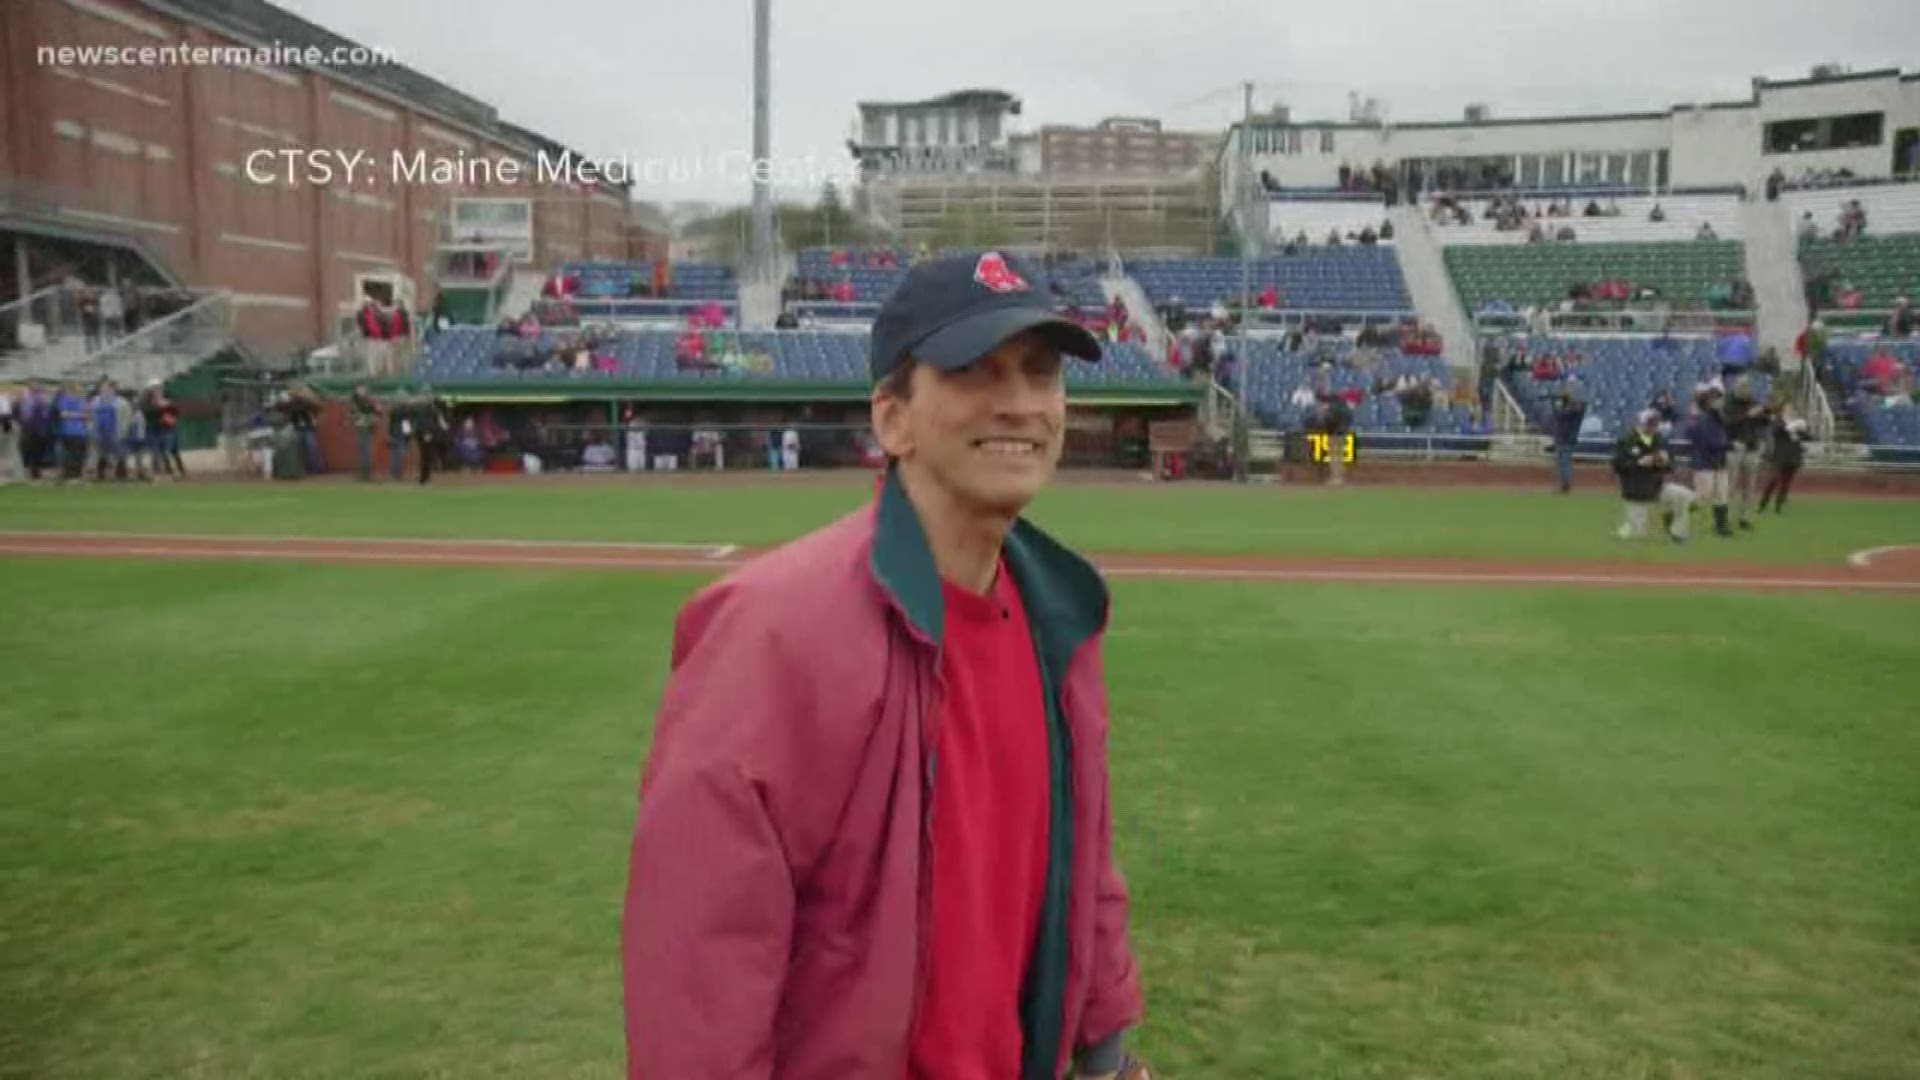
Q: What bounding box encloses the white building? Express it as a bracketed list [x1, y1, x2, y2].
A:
[1220, 67, 1920, 208]
[848, 89, 1024, 181]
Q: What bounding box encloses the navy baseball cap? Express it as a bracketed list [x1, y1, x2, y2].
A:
[869, 251, 1103, 384]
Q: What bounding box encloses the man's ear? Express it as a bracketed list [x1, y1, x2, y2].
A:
[871, 388, 913, 460]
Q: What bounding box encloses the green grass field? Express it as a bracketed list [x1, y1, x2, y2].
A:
[3, 481, 1918, 1078]
[4, 476, 1920, 565]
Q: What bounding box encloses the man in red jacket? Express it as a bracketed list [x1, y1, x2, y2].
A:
[624, 251, 1149, 1080]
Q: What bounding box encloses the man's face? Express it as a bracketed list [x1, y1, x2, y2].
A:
[874, 330, 1068, 519]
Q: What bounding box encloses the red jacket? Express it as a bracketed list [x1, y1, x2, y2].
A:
[624, 470, 1144, 1079]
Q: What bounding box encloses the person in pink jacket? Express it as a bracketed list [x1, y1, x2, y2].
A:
[624, 251, 1148, 1080]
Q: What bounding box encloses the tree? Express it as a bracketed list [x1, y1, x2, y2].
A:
[928, 206, 1014, 250]
[817, 182, 848, 246]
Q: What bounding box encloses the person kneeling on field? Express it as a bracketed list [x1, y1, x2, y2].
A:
[1613, 409, 1696, 542]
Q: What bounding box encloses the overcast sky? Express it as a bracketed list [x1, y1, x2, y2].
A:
[279, 0, 1919, 209]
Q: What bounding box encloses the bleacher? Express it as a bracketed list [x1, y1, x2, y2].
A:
[793, 248, 906, 304]
[1821, 338, 1920, 448]
[1786, 181, 1920, 241]
[569, 299, 738, 321]
[789, 249, 1109, 318]
[1434, 194, 1744, 246]
[1265, 199, 1393, 246]
[1125, 251, 1410, 312]
[560, 261, 738, 301]
[1797, 234, 1920, 313]
[413, 327, 1182, 388]
[1237, 341, 1482, 435]
[1446, 241, 1747, 310]
[1502, 336, 1772, 445]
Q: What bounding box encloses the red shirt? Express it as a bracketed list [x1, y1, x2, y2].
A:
[908, 561, 1052, 1080]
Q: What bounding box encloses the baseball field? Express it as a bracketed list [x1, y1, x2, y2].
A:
[3, 476, 1918, 1079]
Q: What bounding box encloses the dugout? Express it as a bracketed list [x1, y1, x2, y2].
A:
[299, 376, 1205, 475]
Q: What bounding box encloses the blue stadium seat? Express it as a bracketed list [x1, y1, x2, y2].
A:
[413, 327, 1187, 388]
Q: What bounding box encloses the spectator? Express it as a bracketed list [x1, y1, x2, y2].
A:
[1379, 219, 1395, 241]
[1696, 222, 1718, 241]
[1584, 200, 1603, 218]
[1398, 377, 1434, 428]
[54, 380, 89, 476]
[1686, 383, 1734, 538]
[350, 384, 383, 481]
[0, 385, 14, 485]
[1648, 390, 1677, 437]
[1325, 228, 1342, 247]
[1883, 297, 1913, 338]
[98, 284, 124, 343]
[1798, 212, 1818, 245]
[1550, 388, 1586, 493]
[120, 282, 142, 335]
[1357, 226, 1378, 246]
[455, 418, 483, 472]
[1556, 224, 1577, 242]
[1765, 167, 1785, 202]
[1757, 409, 1807, 513]
[674, 330, 708, 369]
[1862, 348, 1904, 397]
[1795, 320, 1830, 378]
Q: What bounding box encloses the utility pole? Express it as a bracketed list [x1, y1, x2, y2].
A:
[1239, 80, 1253, 313]
[1232, 80, 1255, 484]
[748, 0, 774, 285]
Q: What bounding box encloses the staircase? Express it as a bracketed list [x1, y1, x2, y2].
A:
[737, 276, 782, 329]
[63, 292, 236, 386]
[1102, 267, 1167, 356]
[502, 270, 545, 318]
[1740, 197, 1808, 366]
[1389, 206, 1477, 371]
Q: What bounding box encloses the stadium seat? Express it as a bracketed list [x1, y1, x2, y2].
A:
[1498, 335, 1774, 444]
[413, 327, 1187, 388]
[1125, 251, 1411, 312]
[1445, 241, 1746, 309]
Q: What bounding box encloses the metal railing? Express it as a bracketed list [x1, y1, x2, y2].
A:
[434, 244, 514, 288]
[1805, 376, 1838, 443]
[1202, 378, 1240, 440]
[1473, 309, 1756, 335]
[1235, 308, 1415, 331]
[0, 284, 88, 357]
[339, 418, 1161, 475]
[1492, 379, 1531, 436]
[568, 298, 739, 320]
[66, 291, 235, 386]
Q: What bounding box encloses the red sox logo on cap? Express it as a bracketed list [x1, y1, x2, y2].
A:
[973, 251, 1028, 293]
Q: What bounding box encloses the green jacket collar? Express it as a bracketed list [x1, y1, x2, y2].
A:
[868, 464, 1110, 659]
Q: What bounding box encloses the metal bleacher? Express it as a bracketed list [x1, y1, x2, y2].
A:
[413, 327, 1184, 389]
[1446, 241, 1747, 309]
[1125, 250, 1411, 312]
